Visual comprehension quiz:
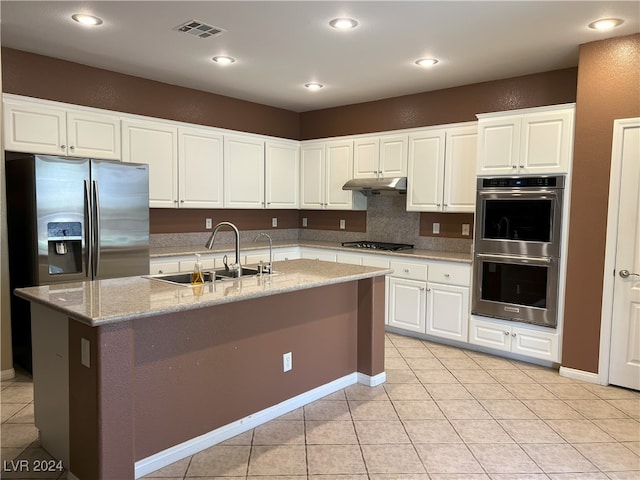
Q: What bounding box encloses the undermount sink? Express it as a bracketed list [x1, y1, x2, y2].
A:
[146, 267, 263, 287]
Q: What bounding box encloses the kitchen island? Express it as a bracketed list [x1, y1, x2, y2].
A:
[15, 259, 390, 480]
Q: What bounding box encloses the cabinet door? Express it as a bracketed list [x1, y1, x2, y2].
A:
[510, 325, 559, 362]
[66, 111, 121, 160]
[178, 127, 224, 208]
[3, 100, 67, 155]
[427, 283, 469, 342]
[520, 110, 573, 174]
[353, 137, 379, 178]
[406, 129, 446, 211]
[379, 134, 408, 177]
[122, 119, 178, 208]
[325, 140, 355, 209]
[477, 118, 520, 175]
[224, 135, 265, 208]
[388, 277, 427, 333]
[266, 141, 299, 209]
[443, 126, 477, 212]
[469, 317, 511, 352]
[300, 143, 325, 209]
[149, 260, 180, 275]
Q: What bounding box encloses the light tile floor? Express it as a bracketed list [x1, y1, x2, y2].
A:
[1, 332, 639, 479]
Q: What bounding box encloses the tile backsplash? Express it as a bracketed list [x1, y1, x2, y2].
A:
[151, 195, 473, 254]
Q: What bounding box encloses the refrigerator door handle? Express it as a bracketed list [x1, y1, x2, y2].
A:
[92, 180, 101, 277]
[84, 180, 92, 278]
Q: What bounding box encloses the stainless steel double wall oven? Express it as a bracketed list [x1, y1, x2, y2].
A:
[472, 176, 565, 328]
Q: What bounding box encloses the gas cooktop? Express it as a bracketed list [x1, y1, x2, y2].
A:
[341, 241, 415, 251]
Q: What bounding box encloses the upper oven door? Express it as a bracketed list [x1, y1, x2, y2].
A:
[475, 188, 563, 257]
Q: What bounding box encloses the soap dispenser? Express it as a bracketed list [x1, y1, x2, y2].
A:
[191, 254, 205, 285]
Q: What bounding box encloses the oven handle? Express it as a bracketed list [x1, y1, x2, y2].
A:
[476, 253, 554, 265]
[478, 190, 558, 197]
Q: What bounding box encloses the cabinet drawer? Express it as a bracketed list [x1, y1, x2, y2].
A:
[390, 261, 428, 281]
[428, 262, 471, 286]
[149, 260, 179, 275]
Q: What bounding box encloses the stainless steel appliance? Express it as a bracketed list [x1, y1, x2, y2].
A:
[472, 176, 565, 328]
[6, 153, 150, 370]
[342, 241, 414, 251]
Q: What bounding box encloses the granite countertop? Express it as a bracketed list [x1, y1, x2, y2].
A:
[151, 240, 472, 264]
[15, 259, 391, 327]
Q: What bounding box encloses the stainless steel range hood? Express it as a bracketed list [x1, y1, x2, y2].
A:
[342, 177, 407, 196]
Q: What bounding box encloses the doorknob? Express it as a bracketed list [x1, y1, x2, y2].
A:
[619, 270, 640, 278]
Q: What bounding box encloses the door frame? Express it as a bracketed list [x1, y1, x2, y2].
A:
[599, 117, 640, 385]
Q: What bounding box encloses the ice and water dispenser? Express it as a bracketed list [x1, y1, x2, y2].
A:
[47, 222, 82, 275]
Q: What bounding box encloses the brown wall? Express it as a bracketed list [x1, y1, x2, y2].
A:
[300, 68, 578, 139]
[1, 48, 578, 237]
[562, 33, 640, 374]
[1, 48, 300, 140]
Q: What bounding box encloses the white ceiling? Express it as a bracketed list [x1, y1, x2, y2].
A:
[1, 1, 638, 113]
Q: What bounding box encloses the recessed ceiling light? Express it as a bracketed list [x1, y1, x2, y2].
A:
[305, 82, 324, 91]
[415, 58, 439, 67]
[71, 14, 103, 26]
[329, 18, 358, 30]
[212, 56, 236, 65]
[588, 18, 624, 31]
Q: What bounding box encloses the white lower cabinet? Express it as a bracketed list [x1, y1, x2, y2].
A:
[388, 277, 427, 333]
[469, 316, 559, 362]
[427, 283, 469, 342]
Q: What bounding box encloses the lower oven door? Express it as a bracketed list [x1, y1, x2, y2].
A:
[472, 253, 558, 328]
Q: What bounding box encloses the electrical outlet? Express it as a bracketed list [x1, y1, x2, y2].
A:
[339, 219, 346, 230]
[462, 224, 470, 236]
[205, 218, 212, 229]
[302, 217, 308, 227]
[433, 222, 440, 234]
[272, 217, 278, 228]
[81, 338, 90, 368]
[283, 352, 292, 372]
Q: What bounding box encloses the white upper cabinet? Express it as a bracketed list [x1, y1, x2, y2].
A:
[178, 126, 224, 209]
[300, 139, 366, 210]
[122, 118, 178, 208]
[353, 134, 407, 178]
[477, 104, 575, 175]
[265, 140, 299, 209]
[224, 135, 265, 208]
[443, 125, 478, 212]
[406, 129, 446, 211]
[406, 123, 477, 212]
[224, 136, 298, 209]
[3, 97, 121, 160]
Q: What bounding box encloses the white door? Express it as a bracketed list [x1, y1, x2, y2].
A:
[608, 118, 640, 390]
[476, 117, 520, 175]
[265, 141, 299, 209]
[299, 143, 325, 209]
[406, 129, 445, 212]
[443, 125, 477, 212]
[325, 140, 354, 209]
[426, 283, 468, 342]
[66, 111, 121, 160]
[122, 119, 178, 208]
[353, 137, 379, 178]
[520, 109, 573, 175]
[388, 277, 426, 333]
[3, 100, 67, 155]
[224, 135, 265, 208]
[379, 134, 407, 177]
[178, 127, 223, 208]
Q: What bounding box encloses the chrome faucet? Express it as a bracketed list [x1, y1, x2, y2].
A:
[253, 232, 273, 274]
[205, 221, 242, 277]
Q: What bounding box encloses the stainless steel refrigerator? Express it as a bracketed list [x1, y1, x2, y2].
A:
[6, 153, 150, 370]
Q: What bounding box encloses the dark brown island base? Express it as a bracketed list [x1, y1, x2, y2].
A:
[15, 259, 389, 480]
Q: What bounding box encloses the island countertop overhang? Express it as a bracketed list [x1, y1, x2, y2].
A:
[14, 258, 392, 327]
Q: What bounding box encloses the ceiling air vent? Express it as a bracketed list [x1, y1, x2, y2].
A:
[174, 20, 225, 39]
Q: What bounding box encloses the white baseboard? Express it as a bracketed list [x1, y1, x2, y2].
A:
[358, 371, 386, 387]
[135, 372, 365, 479]
[559, 366, 599, 384]
[1, 368, 16, 381]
